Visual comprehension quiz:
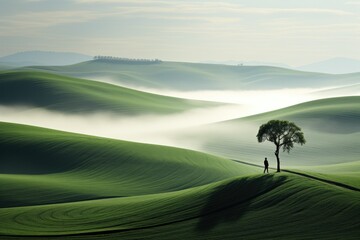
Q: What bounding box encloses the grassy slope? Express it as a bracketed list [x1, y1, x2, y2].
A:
[292, 161, 360, 188]
[2, 173, 359, 240]
[0, 71, 219, 114]
[242, 96, 360, 133]
[0, 122, 257, 208]
[185, 96, 359, 169]
[0, 64, 14, 71]
[311, 83, 360, 97]
[23, 60, 360, 90]
[0, 122, 359, 239]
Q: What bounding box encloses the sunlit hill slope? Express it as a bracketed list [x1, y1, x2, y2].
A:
[189, 96, 360, 168]
[0, 122, 359, 239]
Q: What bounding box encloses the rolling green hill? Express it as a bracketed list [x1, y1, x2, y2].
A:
[294, 160, 360, 189]
[0, 122, 359, 239]
[0, 64, 14, 71]
[183, 96, 360, 167]
[311, 83, 360, 97]
[0, 71, 219, 114]
[0, 122, 258, 208]
[242, 96, 360, 133]
[22, 60, 360, 90]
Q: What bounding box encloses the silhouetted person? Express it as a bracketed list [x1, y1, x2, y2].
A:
[263, 157, 269, 173]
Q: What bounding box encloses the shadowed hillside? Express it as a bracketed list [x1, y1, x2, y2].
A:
[0, 71, 220, 114]
[0, 122, 257, 208]
[0, 122, 359, 239]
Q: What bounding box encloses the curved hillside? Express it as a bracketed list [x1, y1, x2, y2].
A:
[294, 161, 360, 189]
[0, 64, 13, 71]
[0, 71, 218, 114]
[25, 60, 360, 90]
[0, 122, 257, 208]
[188, 96, 360, 167]
[0, 122, 359, 239]
[312, 83, 360, 97]
[1, 170, 359, 239]
[242, 96, 360, 133]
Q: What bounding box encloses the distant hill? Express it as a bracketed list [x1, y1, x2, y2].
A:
[184, 96, 360, 167]
[0, 71, 219, 114]
[24, 60, 360, 90]
[297, 57, 360, 74]
[311, 83, 360, 97]
[201, 60, 291, 68]
[0, 64, 14, 71]
[241, 96, 360, 133]
[0, 51, 92, 66]
[202, 60, 291, 69]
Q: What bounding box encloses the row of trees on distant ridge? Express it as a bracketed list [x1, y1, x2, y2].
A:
[93, 56, 162, 64]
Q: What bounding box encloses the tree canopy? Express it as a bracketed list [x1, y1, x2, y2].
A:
[256, 120, 306, 172]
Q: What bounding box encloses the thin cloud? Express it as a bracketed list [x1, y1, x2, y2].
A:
[75, 0, 170, 3]
[0, 10, 113, 37]
[74, 1, 352, 16]
[1, 1, 358, 65]
[242, 7, 351, 15]
[346, 1, 360, 5]
[263, 21, 360, 35]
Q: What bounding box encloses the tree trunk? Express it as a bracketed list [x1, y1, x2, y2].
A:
[276, 154, 280, 172]
[275, 146, 280, 172]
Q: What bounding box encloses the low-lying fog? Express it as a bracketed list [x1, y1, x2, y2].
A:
[0, 105, 247, 148]
[85, 76, 359, 107]
[0, 83, 358, 153]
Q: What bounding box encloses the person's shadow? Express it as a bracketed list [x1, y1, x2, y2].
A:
[196, 174, 286, 231]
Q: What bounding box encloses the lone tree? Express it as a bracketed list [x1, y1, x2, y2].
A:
[256, 120, 306, 172]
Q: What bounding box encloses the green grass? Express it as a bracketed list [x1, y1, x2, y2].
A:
[1, 173, 359, 239]
[0, 71, 219, 114]
[0, 122, 359, 239]
[0, 67, 359, 239]
[242, 96, 360, 133]
[0, 122, 258, 208]
[312, 83, 360, 97]
[183, 96, 360, 169]
[292, 161, 360, 189]
[22, 60, 360, 90]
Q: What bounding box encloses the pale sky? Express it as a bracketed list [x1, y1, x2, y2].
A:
[0, 0, 359, 65]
